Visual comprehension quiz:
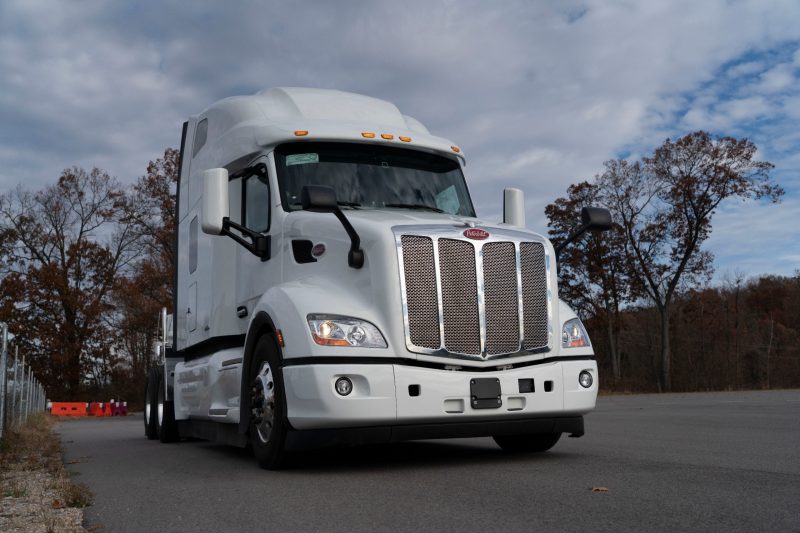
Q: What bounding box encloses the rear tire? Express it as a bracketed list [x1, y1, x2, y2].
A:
[144, 368, 158, 440]
[156, 367, 180, 443]
[493, 432, 561, 453]
[248, 336, 289, 470]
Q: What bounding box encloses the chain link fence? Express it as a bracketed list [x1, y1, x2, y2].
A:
[1, 322, 47, 441]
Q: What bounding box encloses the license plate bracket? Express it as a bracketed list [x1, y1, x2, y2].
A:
[470, 377, 502, 409]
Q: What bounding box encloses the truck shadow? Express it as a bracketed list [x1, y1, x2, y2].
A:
[194, 438, 570, 472]
[290, 440, 569, 472]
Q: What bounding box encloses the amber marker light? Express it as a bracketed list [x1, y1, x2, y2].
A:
[399, 136, 412, 142]
[451, 145, 461, 153]
[381, 133, 394, 140]
[294, 130, 309, 136]
[276, 329, 285, 347]
[312, 335, 350, 346]
[361, 132, 376, 138]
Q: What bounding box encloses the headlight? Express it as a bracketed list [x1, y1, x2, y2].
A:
[562, 318, 590, 348]
[307, 314, 387, 348]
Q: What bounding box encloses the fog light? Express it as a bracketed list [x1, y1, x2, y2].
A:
[335, 377, 353, 396]
[579, 371, 593, 389]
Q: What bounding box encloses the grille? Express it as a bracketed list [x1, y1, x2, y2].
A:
[483, 242, 521, 355]
[399, 236, 440, 349]
[399, 231, 550, 360]
[438, 238, 481, 355]
[520, 242, 548, 350]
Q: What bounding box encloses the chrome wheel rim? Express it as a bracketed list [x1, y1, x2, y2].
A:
[251, 361, 276, 444]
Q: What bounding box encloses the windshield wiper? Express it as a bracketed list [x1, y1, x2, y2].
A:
[384, 203, 444, 213]
[337, 201, 361, 208]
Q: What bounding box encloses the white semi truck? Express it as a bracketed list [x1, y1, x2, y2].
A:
[143, 87, 611, 469]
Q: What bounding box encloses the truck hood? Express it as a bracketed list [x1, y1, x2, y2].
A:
[285, 208, 547, 242]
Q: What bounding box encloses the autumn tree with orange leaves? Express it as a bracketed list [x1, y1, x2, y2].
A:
[0, 168, 142, 398]
[0, 149, 178, 402]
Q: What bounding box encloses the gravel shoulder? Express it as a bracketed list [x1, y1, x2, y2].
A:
[0, 415, 89, 533]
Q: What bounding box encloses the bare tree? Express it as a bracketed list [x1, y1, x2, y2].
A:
[598, 132, 781, 391]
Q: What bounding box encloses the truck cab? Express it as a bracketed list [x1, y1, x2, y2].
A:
[144, 87, 605, 469]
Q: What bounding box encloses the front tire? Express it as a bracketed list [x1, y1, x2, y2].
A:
[144, 368, 158, 440]
[248, 336, 289, 470]
[493, 432, 561, 453]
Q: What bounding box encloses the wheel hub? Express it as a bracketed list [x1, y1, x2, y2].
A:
[250, 362, 276, 444]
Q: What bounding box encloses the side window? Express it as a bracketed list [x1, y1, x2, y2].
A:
[243, 171, 270, 233]
[189, 216, 198, 273]
[192, 118, 208, 157]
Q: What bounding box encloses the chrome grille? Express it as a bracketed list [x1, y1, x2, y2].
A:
[400, 236, 440, 349]
[438, 238, 481, 355]
[521, 242, 548, 350]
[398, 228, 550, 360]
[483, 242, 521, 355]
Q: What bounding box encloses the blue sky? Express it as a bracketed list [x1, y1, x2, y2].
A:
[1, 0, 798, 280]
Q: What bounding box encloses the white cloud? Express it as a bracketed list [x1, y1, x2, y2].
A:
[753, 63, 796, 93]
[706, 196, 800, 279]
[727, 61, 764, 78]
[0, 0, 799, 279]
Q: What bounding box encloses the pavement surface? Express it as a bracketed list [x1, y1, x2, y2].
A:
[59, 390, 800, 532]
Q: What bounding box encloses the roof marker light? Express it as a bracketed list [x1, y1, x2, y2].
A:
[381, 134, 394, 140]
[294, 130, 309, 136]
[361, 132, 376, 138]
[399, 136, 412, 142]
[451, 146, 461, 153]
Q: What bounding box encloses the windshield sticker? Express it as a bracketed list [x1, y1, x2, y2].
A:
[286, 153, 319, 166]
[435, 185, 460, 214]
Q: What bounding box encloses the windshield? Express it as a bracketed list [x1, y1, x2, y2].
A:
[274, 142, 475, 217]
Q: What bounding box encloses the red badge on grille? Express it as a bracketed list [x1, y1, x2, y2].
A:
[463, 228, 490, 240]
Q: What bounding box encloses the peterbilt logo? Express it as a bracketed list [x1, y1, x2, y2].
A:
[311, 243, 326, 257]
[463, 228, 490, 240]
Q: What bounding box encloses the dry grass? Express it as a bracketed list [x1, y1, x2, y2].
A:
[1, 414, 89, 532]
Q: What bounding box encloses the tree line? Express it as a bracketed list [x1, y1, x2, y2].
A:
[0, 130, 794, 401]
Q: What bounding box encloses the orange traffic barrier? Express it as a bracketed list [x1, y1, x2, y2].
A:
[88, 402, 105, 416]
[51, 402, 88, 417]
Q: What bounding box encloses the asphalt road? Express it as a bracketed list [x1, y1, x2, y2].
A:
[59, 390, 800, 532]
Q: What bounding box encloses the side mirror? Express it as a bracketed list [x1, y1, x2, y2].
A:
[301, 185, 338, 212]
[201, 168, 229, 235]
[553, 206, 613, 260]
[300, 185, 364, 269]
[581, 207, 613, 232]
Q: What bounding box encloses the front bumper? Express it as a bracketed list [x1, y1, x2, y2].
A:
[282, 359, 597, 432]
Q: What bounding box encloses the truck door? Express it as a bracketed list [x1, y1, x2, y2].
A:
[235, 154, 282, 325]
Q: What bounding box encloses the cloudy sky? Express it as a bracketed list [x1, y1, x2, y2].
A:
[1, 0, 798, 280]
